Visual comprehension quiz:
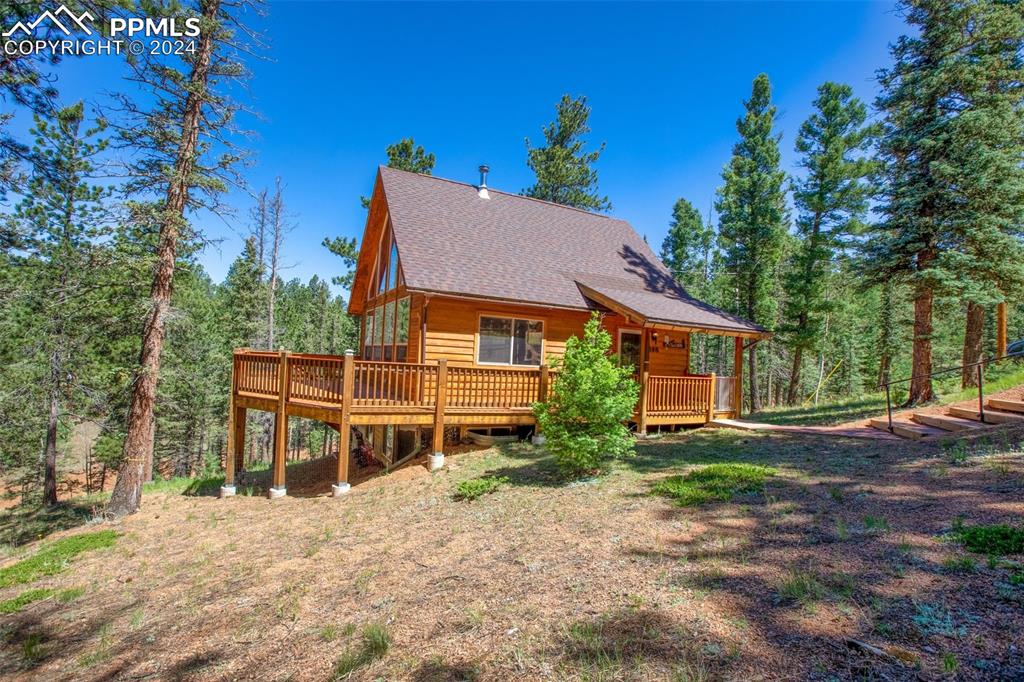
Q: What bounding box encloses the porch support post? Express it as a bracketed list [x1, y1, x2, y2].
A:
[734, 337, 744, 418]
[270, 350, 290, 498]
[707, 372, 716, 424]
[429, 358, 447, 470]
[533, 364, 549, 445]
[333, 350, 355, 496]
[997, 301, 1008, 358]
[222, 352, 240, 497]
[637, 329, 649, 436]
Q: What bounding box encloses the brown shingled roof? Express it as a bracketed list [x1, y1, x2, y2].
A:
[380, 166, 766, 336]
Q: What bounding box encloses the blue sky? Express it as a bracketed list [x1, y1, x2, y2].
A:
[57, 1, 906, 296]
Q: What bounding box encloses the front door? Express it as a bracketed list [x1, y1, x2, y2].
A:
[619, 331, 642, 376]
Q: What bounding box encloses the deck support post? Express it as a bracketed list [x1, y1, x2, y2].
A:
[333, 350, 355, 496]
[222, 352, 241, 497]
[270, 350, 290, 498]
[707, 372, 716, 424]
[997, 301, 1008, 358]
[734, 337, 744, 418]
[430, 358, 448, 470]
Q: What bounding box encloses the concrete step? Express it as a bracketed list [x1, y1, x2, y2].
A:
[911, 412, 985, 432]
[987, 398, 1024, 414]
[869, 419, 947, 440]
[947, 405, 1024, 425]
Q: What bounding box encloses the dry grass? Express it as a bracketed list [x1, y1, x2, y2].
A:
[1, 425, 1023, 680]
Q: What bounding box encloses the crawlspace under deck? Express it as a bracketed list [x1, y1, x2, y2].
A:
[224, 350, 738, 494]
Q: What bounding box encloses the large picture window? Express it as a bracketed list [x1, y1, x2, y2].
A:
[477, 316, 543, 366]
[363, 296, 410, 362]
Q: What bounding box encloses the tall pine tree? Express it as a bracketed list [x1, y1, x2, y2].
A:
[949, 0, 1024, 386]
[780, 82, 878, 404]
[108, 0, 263, 517]
[715, 74, 788, 411]
[523, 95, 611, 212]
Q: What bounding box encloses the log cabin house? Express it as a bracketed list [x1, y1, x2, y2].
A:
[223, 166, 768, 498]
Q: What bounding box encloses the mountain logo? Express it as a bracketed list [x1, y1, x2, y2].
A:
[3, 5, 95, 37]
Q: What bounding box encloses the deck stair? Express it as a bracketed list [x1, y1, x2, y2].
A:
[911, 413, 984, 432]
[870, 394, 1024, 440]
[868, 419, 947, 441]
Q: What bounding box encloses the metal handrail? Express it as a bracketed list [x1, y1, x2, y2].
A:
[879, 353, 1019, 432]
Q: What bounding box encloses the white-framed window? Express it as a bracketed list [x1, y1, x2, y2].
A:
[478, 315, 544, 366]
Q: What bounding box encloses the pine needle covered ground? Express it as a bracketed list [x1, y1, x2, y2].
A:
[1, 425, 1023, 680]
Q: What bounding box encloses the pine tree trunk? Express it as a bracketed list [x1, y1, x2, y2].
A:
[107, 0, 220, 518]
[42, 349, 60, 506]
[908, 279, 936, 404]
[787, 347, 802, 405]
[961, 301, 984, 388]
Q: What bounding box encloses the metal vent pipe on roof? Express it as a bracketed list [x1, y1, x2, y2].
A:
[477, 164, 490, 199]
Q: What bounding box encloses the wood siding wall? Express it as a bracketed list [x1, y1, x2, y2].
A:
[419, 295, 690, 374]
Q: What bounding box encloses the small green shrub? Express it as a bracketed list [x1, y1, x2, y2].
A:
[956, 524, 1024, 556]
[653, 464, 776, 507]
[0, 530, 117, 588]
[452, 476, 509, 502]
[331, 623, 390, 678]
[0, 588, 55, 614]
[533, 313, 640, 477]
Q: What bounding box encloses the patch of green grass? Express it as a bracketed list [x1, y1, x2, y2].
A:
[331, 623, 390, 678]
[777, 570, 826, 606]
[941, 555, 977, 573]
[0, 530, 117, 589]
[942, 652, 959, 674]
[21, 632, 45, 664]
[0, 500, 98, 548]
[653, 464, 776, 507]
[956, 523, 1024, 556]
[143, 475, 225, 497]
[452, 475, 510, 502]
[0, 588, 55, 614]
[748, 394, 888, 427]
[58, 586, 85, 602]
[863, 515, 889, 533]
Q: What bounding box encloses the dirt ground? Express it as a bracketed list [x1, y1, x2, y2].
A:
[1, 424, 1023, 681]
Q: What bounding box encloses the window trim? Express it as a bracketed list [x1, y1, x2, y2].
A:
[618, 328, 643, 364]
[475, 313, 545, 367]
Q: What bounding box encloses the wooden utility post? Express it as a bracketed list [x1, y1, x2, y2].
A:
[997, 302, 1008, 358]
[271, 350, 290, 496]
[734, 337, 744, 418]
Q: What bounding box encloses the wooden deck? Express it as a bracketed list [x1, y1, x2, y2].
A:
[225, 349, 736, 496]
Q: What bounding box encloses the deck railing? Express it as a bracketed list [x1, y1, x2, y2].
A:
[232, 349, 721, 423]
[446, 366, 546, 409]
[351, 360, 438, 407]
[645, 374, 714, 418]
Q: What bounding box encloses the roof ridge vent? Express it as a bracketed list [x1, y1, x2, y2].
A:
[477, 164, 490, 199]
